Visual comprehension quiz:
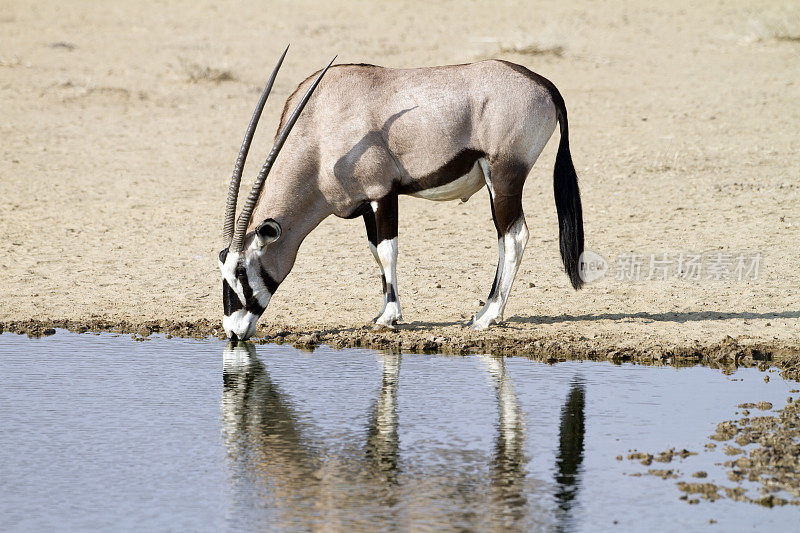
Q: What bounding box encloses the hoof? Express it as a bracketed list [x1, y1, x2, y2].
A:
[471, 315, 501, 330]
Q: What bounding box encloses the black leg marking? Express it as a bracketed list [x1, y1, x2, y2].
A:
[386, 284, 397, 303]
[375, 194, 398, 241]
[363, 211, 379, 247]
[473, 158, 530, 329]
[488, 264, 500, 301]
[364, 210, 387, 314]
[373, 193, 401, 326]
[489, 158, 527, 235]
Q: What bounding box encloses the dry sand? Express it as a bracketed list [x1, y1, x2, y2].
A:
[1, 1, 799, 370]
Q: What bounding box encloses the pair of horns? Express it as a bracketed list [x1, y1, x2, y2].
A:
[223, 46, 336, 253]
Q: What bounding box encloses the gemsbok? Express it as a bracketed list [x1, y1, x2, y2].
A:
[218, 47, 584, 340]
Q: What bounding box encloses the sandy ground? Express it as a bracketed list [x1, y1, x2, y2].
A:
[1, 1, 799, 365]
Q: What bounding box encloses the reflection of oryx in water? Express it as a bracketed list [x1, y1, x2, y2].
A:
[554, 379, 585, 533]
[221, 344, 584, 529]
[481, 356, 527, 525]
[221, 342, 401, 527]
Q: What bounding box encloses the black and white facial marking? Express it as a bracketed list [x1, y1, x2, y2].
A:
[218, 219, 282, 340]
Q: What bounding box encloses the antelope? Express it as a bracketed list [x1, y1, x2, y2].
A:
[218, 47, 584, 341]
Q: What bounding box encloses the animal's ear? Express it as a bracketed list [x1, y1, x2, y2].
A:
[255, 219, 282, 247]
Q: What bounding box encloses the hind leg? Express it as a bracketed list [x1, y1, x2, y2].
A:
[472, 160, 529, 330]
[364, 194, 402, 327]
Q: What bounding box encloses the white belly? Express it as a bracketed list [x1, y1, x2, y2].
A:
[409, 159, 486, 201]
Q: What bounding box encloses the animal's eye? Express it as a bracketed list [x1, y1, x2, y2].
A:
[235, 266, 246, 277]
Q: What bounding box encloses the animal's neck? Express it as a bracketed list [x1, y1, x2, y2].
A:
[251, 178, 331, 284]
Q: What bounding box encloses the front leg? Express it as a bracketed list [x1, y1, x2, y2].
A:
[363, 210, 388, 320]
[371, 195, 402, 328]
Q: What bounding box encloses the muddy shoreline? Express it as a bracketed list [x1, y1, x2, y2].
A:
[625, 396, 800, 507]
[4, 318, 800, 381]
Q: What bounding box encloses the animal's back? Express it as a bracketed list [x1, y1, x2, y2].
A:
[277, 60, 560, 212]
[285, 60, 558, 165]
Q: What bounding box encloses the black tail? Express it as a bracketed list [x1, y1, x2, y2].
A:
[551, 90, 584, 290]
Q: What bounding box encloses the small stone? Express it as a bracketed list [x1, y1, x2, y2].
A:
[723, 446, 744, 456]
[710, 421, 738, 441]
[727, 470, 744, 482]
[628, 452, 653, 466]
[692, 471, 707, 478]
[648, 469, 678, 479]
[294, 334, 317, 346]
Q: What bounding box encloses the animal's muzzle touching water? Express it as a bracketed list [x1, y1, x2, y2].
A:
[220, 248, 276, 341]
[221, 278, 260, 341]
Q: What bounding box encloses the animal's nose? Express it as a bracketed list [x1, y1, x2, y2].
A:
[223, 309, 258, 341]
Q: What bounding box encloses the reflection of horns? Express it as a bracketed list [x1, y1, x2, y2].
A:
[365, 353, 401, 484]
[554, 379, 585, 530]
[482, 357, 527, 521]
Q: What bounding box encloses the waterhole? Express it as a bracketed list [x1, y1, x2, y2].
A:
[1, 331, 797, 531]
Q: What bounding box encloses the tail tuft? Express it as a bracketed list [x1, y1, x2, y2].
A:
[551, 92, 584, 290]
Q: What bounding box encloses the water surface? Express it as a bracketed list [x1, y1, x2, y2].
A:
[0, 331, 796, 531]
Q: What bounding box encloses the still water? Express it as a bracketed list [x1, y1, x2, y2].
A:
[0, 330, 797, 531]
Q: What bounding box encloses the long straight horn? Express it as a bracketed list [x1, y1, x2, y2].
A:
[230, 56, 337, 253]
[223, 45, 290, 245]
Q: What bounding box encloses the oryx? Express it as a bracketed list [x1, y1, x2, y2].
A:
[218, 47, 584, 340]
